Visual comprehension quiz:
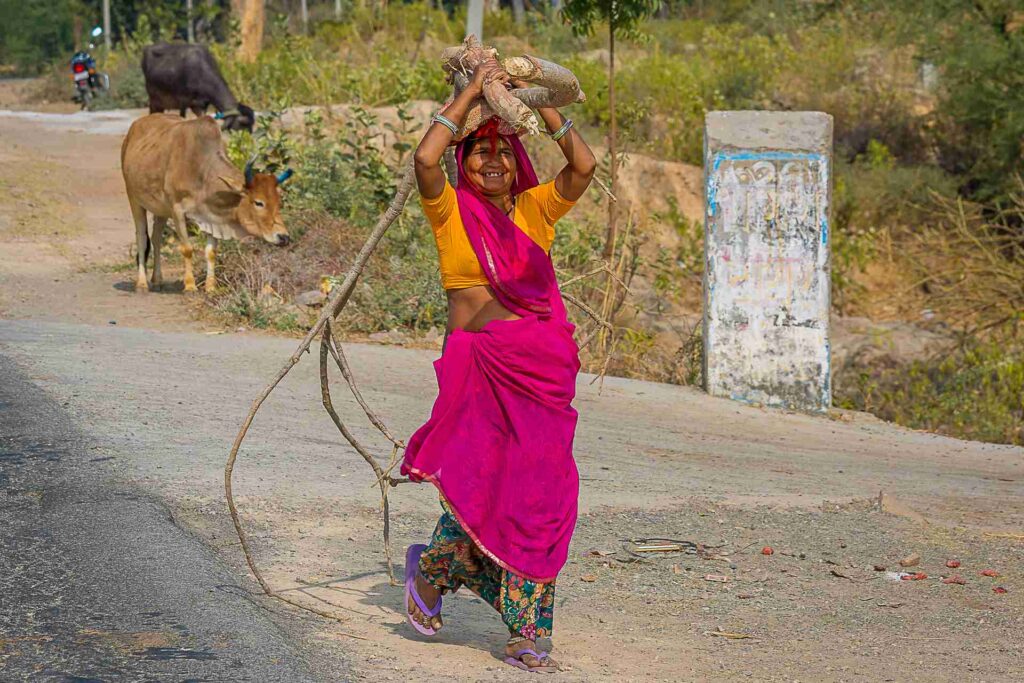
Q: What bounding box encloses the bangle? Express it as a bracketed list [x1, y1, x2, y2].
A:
[432, 113, 459, 136]
[550, 118, 574, 142]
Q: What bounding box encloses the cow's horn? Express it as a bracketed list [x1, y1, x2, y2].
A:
[276, 168, 294, 184]
[244, 155, 256, 187]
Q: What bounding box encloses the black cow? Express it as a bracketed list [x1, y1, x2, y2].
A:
[141, 43, 255, 132]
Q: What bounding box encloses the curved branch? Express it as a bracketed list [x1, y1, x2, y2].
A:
[320, 324, 399, 584]
[224, 162, 418, 602]
[325, 324, 404, 447]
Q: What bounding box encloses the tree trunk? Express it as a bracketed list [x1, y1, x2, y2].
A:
[300, 0, 309, 33]
[230, 0, 244, 18]
[239, 0, 265, 63]
[604, 24, 618, 260]
[511, 0, 525, 24]
[466, 0, 484, 39]
[187, 0, 195, 43]
[335, 0, 342, 19]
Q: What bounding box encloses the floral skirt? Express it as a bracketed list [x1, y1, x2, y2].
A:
[418, 499, 556, 640]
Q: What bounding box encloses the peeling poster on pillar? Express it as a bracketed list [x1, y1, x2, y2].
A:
[703, 112, 832, 412]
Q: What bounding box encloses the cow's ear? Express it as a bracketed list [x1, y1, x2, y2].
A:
[211, 189, 244, 209]
[218, 175, 245, 193]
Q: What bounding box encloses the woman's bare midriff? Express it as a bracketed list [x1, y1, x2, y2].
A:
[446, 285, 521, 334]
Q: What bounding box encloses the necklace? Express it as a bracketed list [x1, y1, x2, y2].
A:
[505, 198, 516, 218]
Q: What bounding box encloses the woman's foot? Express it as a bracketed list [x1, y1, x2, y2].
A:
[505, 638, 558, 673]
[407, 573, 443, 632]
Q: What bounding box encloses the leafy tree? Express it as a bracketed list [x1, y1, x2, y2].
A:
[922, 0, 1024, 206]
[0, 0, 235, 72]
[0, 0, 77, 72]
[561, 0, 661, 259]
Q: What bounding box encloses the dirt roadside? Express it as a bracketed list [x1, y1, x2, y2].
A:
[1, 105, 1022, 682]
[0, 107, 207, 331]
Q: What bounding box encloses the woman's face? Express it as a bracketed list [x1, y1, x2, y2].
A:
[464, 137, 517, 197]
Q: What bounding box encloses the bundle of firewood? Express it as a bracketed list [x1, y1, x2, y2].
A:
[440, 35, 586, 139]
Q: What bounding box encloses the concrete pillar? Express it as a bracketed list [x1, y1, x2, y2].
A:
[702, 111, 833, 412]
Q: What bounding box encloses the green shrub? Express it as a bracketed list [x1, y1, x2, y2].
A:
[830, 150, 958, 313]
[837, 342, 1024, 446]
[923, 3, 1024, 205]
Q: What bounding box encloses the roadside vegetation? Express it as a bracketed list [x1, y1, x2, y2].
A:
[8, 0, 1022, 445]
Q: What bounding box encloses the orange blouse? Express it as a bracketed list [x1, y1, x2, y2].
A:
[421, 180, 576, 290]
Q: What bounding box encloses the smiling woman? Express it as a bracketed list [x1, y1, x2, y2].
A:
[401, 58, 596, 673]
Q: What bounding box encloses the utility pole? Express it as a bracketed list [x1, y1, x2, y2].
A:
[103, 0, 111, 50]
[466, 0, 484, 40]
[186, 0, 195, 42]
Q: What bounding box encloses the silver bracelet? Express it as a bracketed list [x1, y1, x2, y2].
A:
[550, 118, 574, 142]
[432, 113, 459, 136]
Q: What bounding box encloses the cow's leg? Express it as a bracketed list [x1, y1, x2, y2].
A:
[130, 200, 149, 292]
[150, 216, 167, 288]
[171, 206, 196, 292]
[204, 236, 218, 293]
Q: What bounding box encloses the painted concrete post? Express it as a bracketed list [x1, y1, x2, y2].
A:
[703, 111, 833, 412]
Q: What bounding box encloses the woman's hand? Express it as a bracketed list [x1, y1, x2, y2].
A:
[467, 59, 509, 98]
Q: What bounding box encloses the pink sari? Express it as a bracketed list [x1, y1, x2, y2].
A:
[401, 133, 581, 583]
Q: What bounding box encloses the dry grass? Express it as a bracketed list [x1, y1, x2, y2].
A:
[909, 179, 1024, 342]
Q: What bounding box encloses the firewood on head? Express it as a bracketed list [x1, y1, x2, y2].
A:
[440, 36, 586, 141]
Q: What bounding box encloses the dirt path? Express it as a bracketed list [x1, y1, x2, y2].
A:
[0, 108, 206, 331]
[1, 107, 1022, 681]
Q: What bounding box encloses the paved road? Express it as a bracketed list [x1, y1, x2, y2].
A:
[1, 319, 1020, 530]
[2, 319, 1022, 682]
[0, 354, 336, 681]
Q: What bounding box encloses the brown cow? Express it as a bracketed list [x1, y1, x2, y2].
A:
[120, 113, 291, 293]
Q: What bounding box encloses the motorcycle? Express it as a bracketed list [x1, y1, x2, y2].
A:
[70, 49, 109, 111]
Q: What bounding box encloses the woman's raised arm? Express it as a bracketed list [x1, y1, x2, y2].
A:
[536, 106, 597, 202]
[413, 60, 509, 199]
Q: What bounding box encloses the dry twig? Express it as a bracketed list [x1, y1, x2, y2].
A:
[224, 162, 417, 610]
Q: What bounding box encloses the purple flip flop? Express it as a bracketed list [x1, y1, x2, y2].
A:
[405, 543, 442, 636]
[505, 648, 558, 674]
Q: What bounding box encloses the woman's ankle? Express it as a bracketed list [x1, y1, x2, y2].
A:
[414, 573, 440, 606]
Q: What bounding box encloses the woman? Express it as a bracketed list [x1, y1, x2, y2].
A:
[400, 59, 596, 673]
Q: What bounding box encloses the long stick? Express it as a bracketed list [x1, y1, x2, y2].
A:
[320, 324, 402, 584]
[327, 326, 404, 446]
[224, 162, 417, 600]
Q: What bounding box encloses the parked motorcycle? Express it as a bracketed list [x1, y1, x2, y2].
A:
[70, 49, 109, 111]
